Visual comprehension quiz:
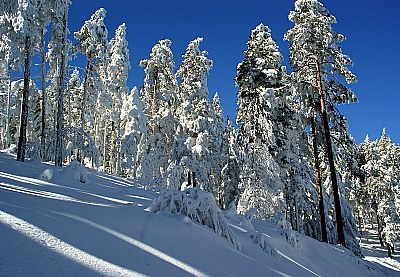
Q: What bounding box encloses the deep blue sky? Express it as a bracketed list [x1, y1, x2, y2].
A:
[68, 0, 400, 144]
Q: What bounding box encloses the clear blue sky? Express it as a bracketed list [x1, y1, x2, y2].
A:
[68, 0, 400, 144]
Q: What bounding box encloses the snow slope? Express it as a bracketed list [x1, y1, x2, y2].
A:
[0, 152, 399, 276]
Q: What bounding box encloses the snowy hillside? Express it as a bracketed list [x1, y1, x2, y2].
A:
[0, 152, 399, 277]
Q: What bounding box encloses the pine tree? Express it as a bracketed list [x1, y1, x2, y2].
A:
[137, 39, 180, 187]
[120, 87, 147, 178]
[210, 92, 226, 204]
[359, 130, 400, 257]
[74, 7, 108, 164]
[235, 24, 284, 219]
[284, 0, 358, 249]
[107, 23, 130, 175]
[176, 37, 213, 190]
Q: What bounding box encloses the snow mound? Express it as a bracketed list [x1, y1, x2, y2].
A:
[40, 169, 53, 181]
[148, 188, 241, 250]
[63, 160, 89, 183]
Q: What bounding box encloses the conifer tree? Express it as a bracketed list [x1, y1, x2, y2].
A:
[284, 0, 358, 249]
[137, 39, 180, 187]
[74, 8, 108, 164]
[235, 24, 284, 219]
[176, 37, 213, 190]
[107, 23, 130, 175]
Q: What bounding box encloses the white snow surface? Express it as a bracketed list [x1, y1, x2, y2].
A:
[0, 152, 399, 277]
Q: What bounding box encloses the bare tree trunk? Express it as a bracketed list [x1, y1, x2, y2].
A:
[17, 35, 31, 162]
[387, 243, 392, 258]
[316, 60, 345, 247]
[40, 28, 47, 160]
[311, 117, 328, 242]
[187, 171, 192, 187]
[192, 172, 196, 187]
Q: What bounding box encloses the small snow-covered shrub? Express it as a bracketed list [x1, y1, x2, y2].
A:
[148, 188, 241, 250]
[240, 208, 279, 257]
[239, 208, 258, 231]
[276, 213, 301, 250]
[249, 232, 278, 257]
[63, 160, 89, 183]
[223, 200, 237, 220]
[40, 169, 53, 181]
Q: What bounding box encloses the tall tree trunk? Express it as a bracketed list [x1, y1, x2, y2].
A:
[55, 11, 68, 167]
[17, 35, 31, 162]
[315, 60, 346, 247]
[40, 28, 47, 160]
[311, 117, 328, 243]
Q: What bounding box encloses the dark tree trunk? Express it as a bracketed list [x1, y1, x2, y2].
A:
[187, 172, 192, 187]
[192, 172, 196, 187]
[311, 117, 328, 243]
[316, 60, 345, 247]
[17, 35, 31, 162]
[387, 243, 392, 258]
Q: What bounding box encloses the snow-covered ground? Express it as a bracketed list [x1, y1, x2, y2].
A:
[0, 151, 399, 276]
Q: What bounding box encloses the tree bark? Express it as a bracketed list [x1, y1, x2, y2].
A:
[17, 35, 31, 162]
[315, 60, 346, 247]
[311, 117, 328, 243]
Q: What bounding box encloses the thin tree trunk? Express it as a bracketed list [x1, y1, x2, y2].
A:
[311, 117, 328, 243]
[387, 243, 392, 258]
[187, 171, 192, 187]
[315, 60, 345, 247]
[192, 172, 196, 187]
[17, 35, 31, 162]
[40, 28, 47, 159]
[55, 11, 68, 167]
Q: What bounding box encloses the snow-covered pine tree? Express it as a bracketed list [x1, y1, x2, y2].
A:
[235, 24, 284, 219]
[74, 7, 108, 165]
[49, 0, 70, 166]
[107, 23, 130, 175]
[176, 37, 214, 191]
[284, 0, 358, 250]
[136, 39, 180, 188]
[0, 1, 27, 150]
[358, 130, 400, 257]
[220, 119, 240, 210]
[209, 92, 226, 204]
[7, 0, 41, 162]
[64, 68, 82, 162]
[120, 87, 147, 178]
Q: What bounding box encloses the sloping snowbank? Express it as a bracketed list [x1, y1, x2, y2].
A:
[0, 152, 399, 276]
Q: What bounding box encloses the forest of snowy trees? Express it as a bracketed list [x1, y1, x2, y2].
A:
[0, 0, 399, 257]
